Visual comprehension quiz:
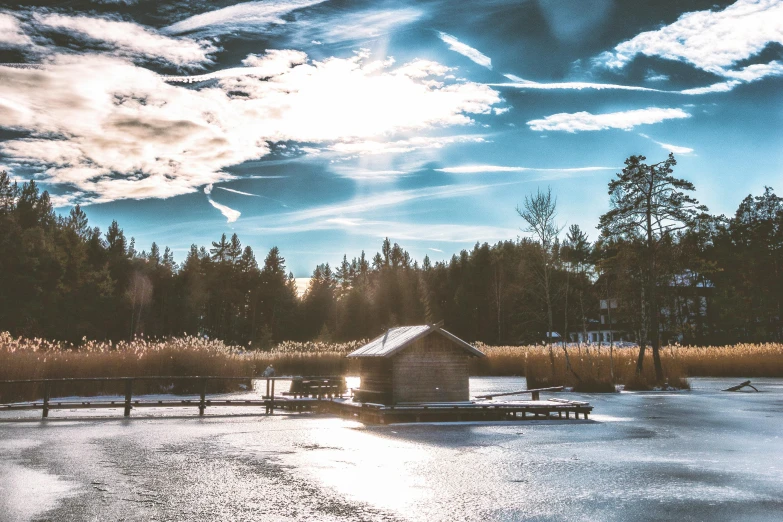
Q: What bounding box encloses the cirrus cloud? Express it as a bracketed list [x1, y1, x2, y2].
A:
[638, 133, 694, 154]
[435, 165, 619, 174]
[527, 107, 690, 132]
[438, 32, 492, 69]
[164, 0, 326, 35]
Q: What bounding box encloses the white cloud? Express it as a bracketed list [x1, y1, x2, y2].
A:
[329, 167, 408, 181]
[436, 165, 619, 174]
[679, 80, 743, 95]
[0, 13, 32, 48]
[0, 51, 500, 204]
[677, 63, 783, 93]
[215, 187, 258, 197]
[492, 74, 662, 92]
[163, 49, 308, 82]
[438, 32, 492, 69]
[645, 72, 669, 82]
[204, 183, 240, 222]
[351, 220, 518, 243]
[36, 13, 217, 67]
[496, 68, 782, 95]
[215, 186, 289, 207]
[598, 0, 783, 91]
[721, 60, 783, 81]
[207, 197, 241, 223]
[164, 0, 326, 35]
[428, 247, 443, 252]
[527, 107, 690, 132]
[261, 182, 516, 226]
[328, 135, 488, 156]
[251, 217, 519, 243]
[638, 133, 694, 155]
[603, 0, 783, 73]
[292, 8, 424, 45]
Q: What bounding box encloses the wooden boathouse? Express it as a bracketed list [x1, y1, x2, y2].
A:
[347, 322, 485, 404]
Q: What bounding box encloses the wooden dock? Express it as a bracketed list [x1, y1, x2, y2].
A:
[325, 398, 592, 424]
[0, 377, 593, 424]
[0, 376, 333, 418]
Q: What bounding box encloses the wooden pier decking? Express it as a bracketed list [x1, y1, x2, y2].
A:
[325, 398, 592, 424]
[0, 377, 593, 423]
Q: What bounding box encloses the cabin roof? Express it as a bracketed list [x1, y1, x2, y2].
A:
[346, 323, 486, 358]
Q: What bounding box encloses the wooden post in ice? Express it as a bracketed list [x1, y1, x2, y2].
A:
[42, 381, 50, 419]
[270, 379, 275, 414]
[265, 378, 271, 414]
[123, 379, 133, 417]
[199, 378, 207, 416]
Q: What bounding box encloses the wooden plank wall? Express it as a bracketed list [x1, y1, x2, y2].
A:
[392, 335, 469, 403]
[358, 359, 393, 403]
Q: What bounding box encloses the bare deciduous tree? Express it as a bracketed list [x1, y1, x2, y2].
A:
[518, 187, 575, 377]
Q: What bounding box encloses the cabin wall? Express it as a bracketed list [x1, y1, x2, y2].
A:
[356, 359, 393, 403]
[391, 335, 469, 403]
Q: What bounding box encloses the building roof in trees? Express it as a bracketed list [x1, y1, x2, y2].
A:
[347, 323, 486, 358]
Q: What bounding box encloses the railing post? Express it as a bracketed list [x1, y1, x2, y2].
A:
[199, 378, 207, 416]
[42, 381, 50, 419]
[270, 379, 275, 415]
[532, 391, 540, 401]
[124, 379, 133, 417]
[265, 378, 270, 415]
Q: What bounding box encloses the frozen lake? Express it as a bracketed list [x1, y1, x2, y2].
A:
[1, 377, 781, 521]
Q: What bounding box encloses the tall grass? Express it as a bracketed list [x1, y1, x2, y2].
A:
[0, 333, 360, 402]
[470, 342, 783, 390]
[472, 344, 687, 391]
[2, 332, 781, 401]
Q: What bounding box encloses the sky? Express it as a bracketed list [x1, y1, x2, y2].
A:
[0, 0, 782, 277]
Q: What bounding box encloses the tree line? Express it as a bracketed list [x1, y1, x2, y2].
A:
[1, 156, 781, 367]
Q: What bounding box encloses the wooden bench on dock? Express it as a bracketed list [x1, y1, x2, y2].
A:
[282, 377, 346, 399]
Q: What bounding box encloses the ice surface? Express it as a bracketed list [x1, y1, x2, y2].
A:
[0, 377, 781, 521]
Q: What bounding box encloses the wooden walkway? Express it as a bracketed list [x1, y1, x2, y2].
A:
[326, 398, 592, 424]
[0, 377, 593, 424]
[0, 376, 335, 418]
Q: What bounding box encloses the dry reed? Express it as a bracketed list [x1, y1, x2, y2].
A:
[471, 342, 783, 390]
[2, 332, 781, 401]
[0, 333, 359, 402]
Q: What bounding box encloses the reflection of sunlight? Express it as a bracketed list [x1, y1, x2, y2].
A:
[345, 375, 360, 391]
[288, 418, 431, 512]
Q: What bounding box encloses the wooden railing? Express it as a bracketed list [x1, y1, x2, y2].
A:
[474, 386, 564, 401]
[0, 376, 344, 419]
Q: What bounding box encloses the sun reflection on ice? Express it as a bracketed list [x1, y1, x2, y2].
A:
[289, 417, 432, 513]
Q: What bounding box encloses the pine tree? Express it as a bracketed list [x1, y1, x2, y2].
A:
[210, 233, 230, 262]
[599, 153, 707, 381]
[228, 233, 242, 264]
[67, 205, 90, 240]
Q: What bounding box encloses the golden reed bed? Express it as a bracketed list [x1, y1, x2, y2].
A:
[1, 332, 781, 400]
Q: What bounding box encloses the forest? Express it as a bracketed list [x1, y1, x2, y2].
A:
[1, 154, 781, 362]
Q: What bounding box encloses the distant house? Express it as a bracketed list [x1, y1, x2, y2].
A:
[347, 323, 486, 404]
[571, 270, 715, 344]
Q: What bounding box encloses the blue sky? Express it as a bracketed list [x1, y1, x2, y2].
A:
[1, 0, 781, 276]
